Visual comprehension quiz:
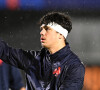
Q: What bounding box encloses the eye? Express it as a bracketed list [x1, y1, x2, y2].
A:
[44, 26, 50, 31]
[40, 26, 51, 31]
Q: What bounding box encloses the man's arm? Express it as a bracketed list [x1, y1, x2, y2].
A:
[0, 39, 39, 70]
[59, 64, 85, 90]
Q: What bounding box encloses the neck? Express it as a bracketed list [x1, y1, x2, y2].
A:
[48, 42, 66, 54]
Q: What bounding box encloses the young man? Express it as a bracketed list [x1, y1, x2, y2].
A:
[0, 12, 85, 90]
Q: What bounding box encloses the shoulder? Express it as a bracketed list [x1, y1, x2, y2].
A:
[66, 50, 85, 73]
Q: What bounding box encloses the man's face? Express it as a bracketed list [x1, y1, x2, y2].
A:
[40, 25, 60, 48]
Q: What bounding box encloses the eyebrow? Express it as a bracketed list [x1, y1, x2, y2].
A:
[40, 25, 45, 30]
[40, 25, 50, 30]
[40, 27, 43, 30]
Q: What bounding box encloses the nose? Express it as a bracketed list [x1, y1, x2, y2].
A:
[40, 29, 46, 36]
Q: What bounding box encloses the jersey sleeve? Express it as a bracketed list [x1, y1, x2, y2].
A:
[0, 39, 40, 70]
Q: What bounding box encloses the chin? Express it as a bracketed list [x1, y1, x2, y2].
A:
[41, 43, 49, 48]
[41, 43, 46, 47]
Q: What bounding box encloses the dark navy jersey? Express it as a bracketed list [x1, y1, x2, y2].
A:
[0, 40, 85, 90]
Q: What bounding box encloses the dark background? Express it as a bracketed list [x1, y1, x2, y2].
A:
[0, 10, 99, 65]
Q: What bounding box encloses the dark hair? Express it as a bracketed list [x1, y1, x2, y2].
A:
[39, 12, 72, 33]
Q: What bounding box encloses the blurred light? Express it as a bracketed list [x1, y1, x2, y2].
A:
[19, 0, 45, 10]
[6, 0, 19, 10]
[0, 0, 100, 11]
[0, 0, 6, 9]
[43, 0, 100, 10]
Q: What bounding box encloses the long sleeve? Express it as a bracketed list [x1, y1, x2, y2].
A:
[0, 39, 40, 70]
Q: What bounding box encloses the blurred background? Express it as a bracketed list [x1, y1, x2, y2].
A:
[0, 0, 100, 90]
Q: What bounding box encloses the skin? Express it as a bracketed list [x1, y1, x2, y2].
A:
[20, 87, 26, 90]
[40, 25, 66, 54]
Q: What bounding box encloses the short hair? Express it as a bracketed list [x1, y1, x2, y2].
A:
[39, 12, 72, 33]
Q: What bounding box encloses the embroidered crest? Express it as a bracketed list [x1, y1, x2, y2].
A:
[53, 67, 61, 77]
[0, 59, 3, 66]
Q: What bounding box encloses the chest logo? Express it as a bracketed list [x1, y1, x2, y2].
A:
[0, 59, 3, 66]
[53, 67, 61, 77]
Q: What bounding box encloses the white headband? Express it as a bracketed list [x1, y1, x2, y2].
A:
[41, 22, 68, 38]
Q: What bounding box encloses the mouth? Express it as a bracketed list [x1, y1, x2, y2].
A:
[40, 37, 46, 43]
